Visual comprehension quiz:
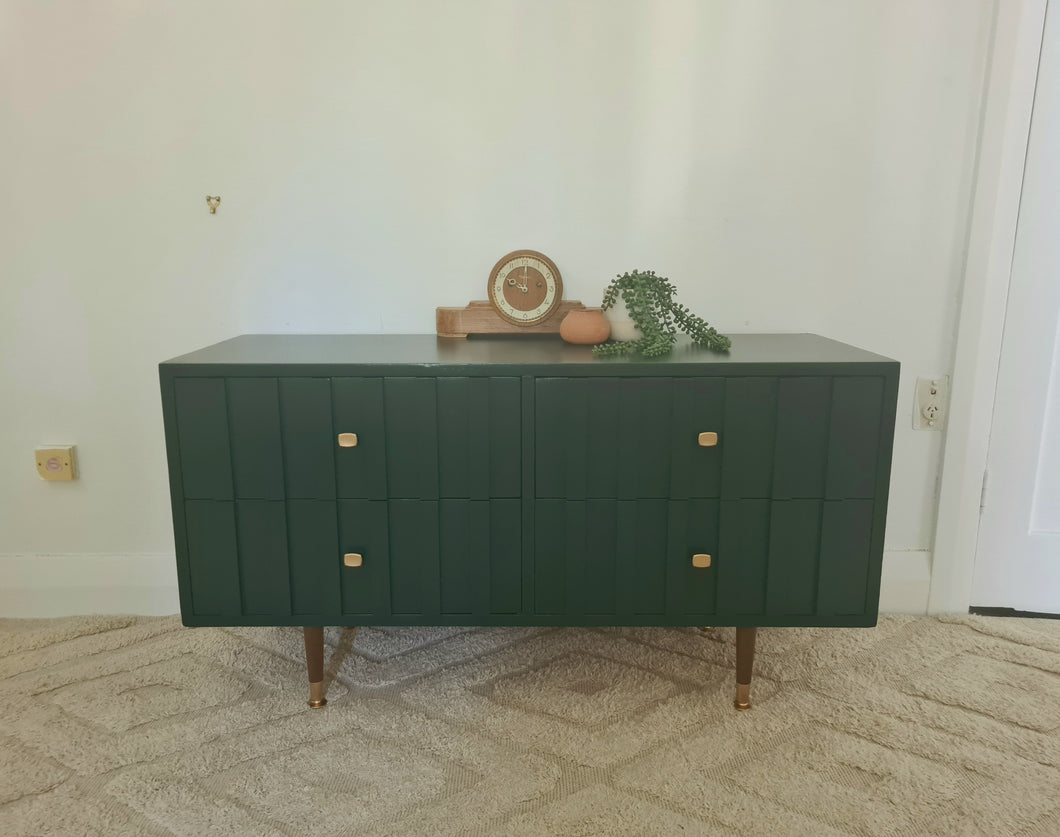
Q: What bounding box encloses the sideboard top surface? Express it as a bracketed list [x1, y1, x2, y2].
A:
[161, 333, 898, 376]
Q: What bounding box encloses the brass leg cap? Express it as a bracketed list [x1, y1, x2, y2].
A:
[734, 683, 751, 711]
[308, 680, 327, 709]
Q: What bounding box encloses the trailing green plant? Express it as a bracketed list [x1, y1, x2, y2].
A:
[593, 269, 731, 357]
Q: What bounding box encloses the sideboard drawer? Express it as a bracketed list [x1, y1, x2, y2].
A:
[174, 375, 522, 502]
[535, 377, 723, 500]
[531, 496, 877, 621]
[535, 376, 885, 502]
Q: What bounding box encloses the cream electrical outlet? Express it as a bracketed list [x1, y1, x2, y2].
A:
[36, 445, 77, 480]
[913, 377, 949, 430]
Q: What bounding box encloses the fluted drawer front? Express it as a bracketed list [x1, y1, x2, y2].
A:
[535, 376, 885, 501]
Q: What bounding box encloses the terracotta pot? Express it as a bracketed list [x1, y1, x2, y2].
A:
[604, 295, 643, 342]
[560, 308, 611, 345]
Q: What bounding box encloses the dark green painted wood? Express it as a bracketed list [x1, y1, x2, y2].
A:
[438, 500, 522, 615]
[536, 378, 674, 499]
[618, 380, 673, 500]
[184, 501, 241, 616]
[521, 376, 536, 616]
[766, 500, 822, 615]
[385, 379, 439, 499]
[670, 378, 724, 498]
[162, 334, 900, 630]
[175, 379, 233, 500]
[584, 379, 622, 497]
[338, 500, 390, 617]
[864, 371, 900, 619]
[236, 500, 290, 616]
[826, 376, 884, 499]
[439, 499, 487, 614]
[388, 501, 440, 616]
[534, 500, 668, 617]
[533, 500, 567, 615]
[159, 374, 195, 620]
[437, 377, 521, 499]
[772, 377, 831, 499]
[487, 378, 522, 498]
[616, 500, 669, 615]
[817, 500, 874, 615]
[722, 378, 778, 499]
[279, 378, 336, 499]
[227, 379, 284, 500]
[332, 378, 388, 500]
[535, 378, 590, 499]
[163, 333, 898, 376]
[583, 500, 618, 615]
[666, 499, 720, 616]
[286, 500, 341, 617]
[717, 500, 771, 616]
[489, 500, 522, 614]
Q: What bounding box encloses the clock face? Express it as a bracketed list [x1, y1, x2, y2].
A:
[487, 250, 563, 326]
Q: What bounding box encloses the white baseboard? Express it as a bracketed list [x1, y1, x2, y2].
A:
[0, 553, 180, 618]
[879, 550, 932, 614]
[1, 550, 933, 620]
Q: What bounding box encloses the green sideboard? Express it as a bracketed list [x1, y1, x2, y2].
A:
[160, 333, 899, 709]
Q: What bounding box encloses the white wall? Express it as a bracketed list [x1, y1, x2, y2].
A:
[0, 1, 995, 613]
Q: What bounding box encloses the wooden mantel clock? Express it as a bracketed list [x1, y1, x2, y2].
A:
[436, 250, 586, 337]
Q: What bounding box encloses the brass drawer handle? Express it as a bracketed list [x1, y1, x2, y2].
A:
[343, 553, 363, 568]
[691, 554, 712, 568]
[338, 433, 358, 448]
[698, 432, 718, 447]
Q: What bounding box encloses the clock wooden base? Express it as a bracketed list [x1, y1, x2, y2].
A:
[436, 300, 586, 338]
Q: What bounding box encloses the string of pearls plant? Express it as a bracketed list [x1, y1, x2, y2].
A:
[593, 270, 732, 357]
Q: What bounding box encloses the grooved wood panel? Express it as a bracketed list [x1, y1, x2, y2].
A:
[818, 500, 874, 615]
[535, 378, 674, 499]
[772, 377, 831, 499]
[332, 378, 388, 500]
[286, 500, 340, 618]
[279, 379, 336, 500]
[721, 378, 778, 499]
[717, 500, 771, 616]
[338, 500, 390, 617]
[437, 377, 521, 499]
[670, 378, 724, 498]
[235, 500, 290, 616]
[439, 500, 521, 615]
[384, 379, 439, 499]
[227, 379, 284, 500]
[184, 501, 240, 616]
[826, 376, 884, 499]
[767, 500, 822, 615]
[534, 500, 668, 616]
[175, 379, 233, 500]
[388, 501, 440, 616]
[666, 499, 720, 616]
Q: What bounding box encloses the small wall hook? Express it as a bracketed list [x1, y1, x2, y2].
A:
[206, 196, 221, 214]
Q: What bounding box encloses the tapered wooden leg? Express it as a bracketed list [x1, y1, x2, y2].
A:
[303, 626, 327, 708]
[734, 627, 756, 710]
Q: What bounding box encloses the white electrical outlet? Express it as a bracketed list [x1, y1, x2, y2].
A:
[914, 377, 949, 430]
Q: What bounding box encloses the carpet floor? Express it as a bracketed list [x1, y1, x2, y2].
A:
[0, 614, 1057, 835]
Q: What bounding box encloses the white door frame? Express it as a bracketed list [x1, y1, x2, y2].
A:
[929, 0, 1049, 613]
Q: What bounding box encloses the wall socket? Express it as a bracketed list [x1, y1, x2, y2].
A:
[914, 377, 949, 430]
[36, 445, 77, 480]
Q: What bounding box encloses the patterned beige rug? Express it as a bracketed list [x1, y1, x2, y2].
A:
[0, 614, 1058, 835]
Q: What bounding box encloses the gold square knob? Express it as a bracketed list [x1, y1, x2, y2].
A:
[691, 554, 712, 568]
[343, 553, 363, 567]
[338, 433, 358, 448]
[698, 432, 718, 447]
